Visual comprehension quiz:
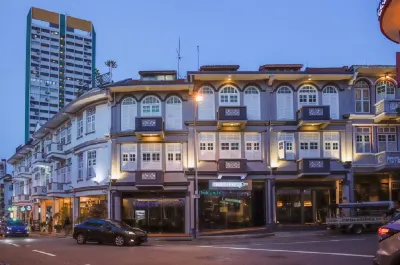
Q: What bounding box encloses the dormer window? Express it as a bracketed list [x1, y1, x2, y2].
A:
[376, 80, 395, 102]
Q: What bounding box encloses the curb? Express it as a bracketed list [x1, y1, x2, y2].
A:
[151, 232, 275, 242]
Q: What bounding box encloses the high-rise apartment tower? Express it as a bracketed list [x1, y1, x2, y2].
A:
[25, 7, 96, 141]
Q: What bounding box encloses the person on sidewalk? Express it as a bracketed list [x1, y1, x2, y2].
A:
[64, 216, 71, 236]
[48, 216, 53, 234]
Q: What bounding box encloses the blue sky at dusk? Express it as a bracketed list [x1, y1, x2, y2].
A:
[0, 0, 397, 171]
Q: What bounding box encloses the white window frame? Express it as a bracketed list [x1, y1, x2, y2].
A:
[219, 132, 241, 159]
[323, 132, 340, 159]
[197, 87, 215, 120]
[299, 132, 320, 158]
[277, 132, 295, 160]
[86, 107, 96, 133]
[219, 86, 240, 106]
[377, 127, 397, 152]
[60, 127, 66, 145]
[354, 81, 370, 113]
[244, 132, 261, 160]
[77, 153, 83, 181]
[198, 132, 216, 160]
[141, 96, 161, 117]
[77, 114, 83, 138]
[322, 86, 339, 119]
[244, 87, 260, 120]
[87, 150, 96, 179]
[166, 143, 182, 171]
[376, 80, 395, 102]
[121, 97, 137, 131]
[276, 86, 294, 120]
[298, 85, 318, 109]
[121, 144, 137, 171]
[141, 143, 162, 170]
[355, 127, 372, 153]
[66, 123, 72, 144]
[165, 96, 182, 130]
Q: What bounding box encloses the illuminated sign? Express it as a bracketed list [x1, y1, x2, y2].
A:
[377, 0, 389, 17]
[209, 180, 252, 191]
[25, 205, 32, 211]
[20, 206, 26, 212]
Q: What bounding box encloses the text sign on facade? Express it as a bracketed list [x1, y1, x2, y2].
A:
[208, 180, 252, 191]
[135, 171, 163, 186]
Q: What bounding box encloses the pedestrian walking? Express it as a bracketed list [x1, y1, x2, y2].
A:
[64, 216, 71, 236]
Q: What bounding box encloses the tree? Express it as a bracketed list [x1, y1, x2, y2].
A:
[105, 60, 118, 81]
[94, 68, 101, 78]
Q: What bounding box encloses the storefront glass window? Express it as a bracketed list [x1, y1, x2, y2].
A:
[122, 197, 185, 234]
[199, 190, 252, 230]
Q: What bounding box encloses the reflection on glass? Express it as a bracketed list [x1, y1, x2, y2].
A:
[122, 198, 185, 234]
[199, 191, 252, 230]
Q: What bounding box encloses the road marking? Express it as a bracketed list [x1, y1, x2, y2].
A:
[7, 243, 20, 247]
[268, 238, 366, 245]
[198, 246, 374, 258]
[32, 250, 56, 257]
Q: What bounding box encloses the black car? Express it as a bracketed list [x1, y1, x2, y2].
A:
[72, 219, 147, 246]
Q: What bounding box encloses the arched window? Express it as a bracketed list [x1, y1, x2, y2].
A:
[244, 86, 260, 120]
[219, 86, 239, 106]
[376, 80, 395, 102]
[322, 86, 339, 119]
[298, 85, 318, 109]
[276, 86, 293, 120]
[121, 97, 137, 131]
[197, 87, 215, 120]
[141, 95, 161, 116]
[354, 81, 370, 113]
[165, 96, 182, 130]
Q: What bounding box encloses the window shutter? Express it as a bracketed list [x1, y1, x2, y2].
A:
[277, 88, 293, 120]
[244, 88, 260, 120]
[245, 132, 261, 160]
[199, 133, 216, 160]
[166, 143, 182, 171]
[322, 87, 339, 119]
[121, 99, 136, 131]
[278, 140, 285, 159]
[198, 88, 215, 120]
[166, 97, 182, 130]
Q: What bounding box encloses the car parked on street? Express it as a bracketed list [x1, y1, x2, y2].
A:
[373, 214, 400, 265]
[72, 219, 147, 246]
[0, 219, 29, 237]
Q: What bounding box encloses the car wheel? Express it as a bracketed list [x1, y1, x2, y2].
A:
[352, 225, 363, 235]
[115, 235, 125, 246]
[76, 233, 86, 244]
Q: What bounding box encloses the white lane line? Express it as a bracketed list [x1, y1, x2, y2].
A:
[198, 246, 374, 258]
[7, 243, 20, 247]
[268, 238, 366, 245]
[32, 250, 56, 257]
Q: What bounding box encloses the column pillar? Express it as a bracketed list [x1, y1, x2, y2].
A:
[113, 191, 121, 221]
[389, 174, 393, 201]
[265, 178, 274, 226]
[336, 180, 340, 204]
[40, 200, 46, 221]
[72, 197, 79, 225]
[52, 198, 60, 217]
[300, 190, 305, 224]
[33, 204, 39, 221]
[185, 190, 191, 234]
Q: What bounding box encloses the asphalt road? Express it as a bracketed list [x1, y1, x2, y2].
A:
[0, 232, 377, 265]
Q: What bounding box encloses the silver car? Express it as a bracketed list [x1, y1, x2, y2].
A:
[374, 215, 400, 265]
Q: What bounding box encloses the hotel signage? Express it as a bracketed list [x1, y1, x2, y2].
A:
[209, 180, 252, 191]
[135, 171, 164, 186]
[377, 0, 390, 18]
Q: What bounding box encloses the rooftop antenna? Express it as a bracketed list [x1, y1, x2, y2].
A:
[197, 45, 200, 70]
[176, 38, 183, 78]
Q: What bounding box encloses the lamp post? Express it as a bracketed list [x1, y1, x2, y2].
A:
[193, 94, 203, 238]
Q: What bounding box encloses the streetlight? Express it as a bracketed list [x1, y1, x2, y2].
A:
[193, 93, 203, 238]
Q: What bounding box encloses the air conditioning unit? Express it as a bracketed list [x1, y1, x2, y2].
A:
[35, 112, 39, 115]
[45, 91, 50, 95]
[35, 73, 40, 77]
[30, 96, 35, 100]
[45, 98, 49, 102]
[45, 82, 49, 86]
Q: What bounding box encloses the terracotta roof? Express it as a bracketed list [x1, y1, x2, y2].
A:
[108, 79, 188, 87]
[138, 70, 177, 76]
[305, 66, 350, 74]
[200, 65, 240, 71]
[259, 64, 303, 71]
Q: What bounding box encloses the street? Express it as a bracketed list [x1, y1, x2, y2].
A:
[0, 232, 377, 265]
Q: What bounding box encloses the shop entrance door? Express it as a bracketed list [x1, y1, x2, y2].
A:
[132, 198, 185, 234]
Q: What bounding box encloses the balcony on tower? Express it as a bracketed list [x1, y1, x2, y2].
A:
[374, 99, 400, 123]
[46, 142, 67, 160]
[297, 106, 331, 129]
[376, 151, 400, 171]
[31, 152, 50, 167]
[135, 117, 164, 140]
[217, 106, 247, 129]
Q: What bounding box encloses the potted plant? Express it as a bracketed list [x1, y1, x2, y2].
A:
[39, 221, 47, 232]
[54, 224, 63, 233]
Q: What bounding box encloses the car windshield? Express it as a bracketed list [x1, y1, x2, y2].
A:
[107, 220, 131, 229]
[7, 220, 25, 226]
